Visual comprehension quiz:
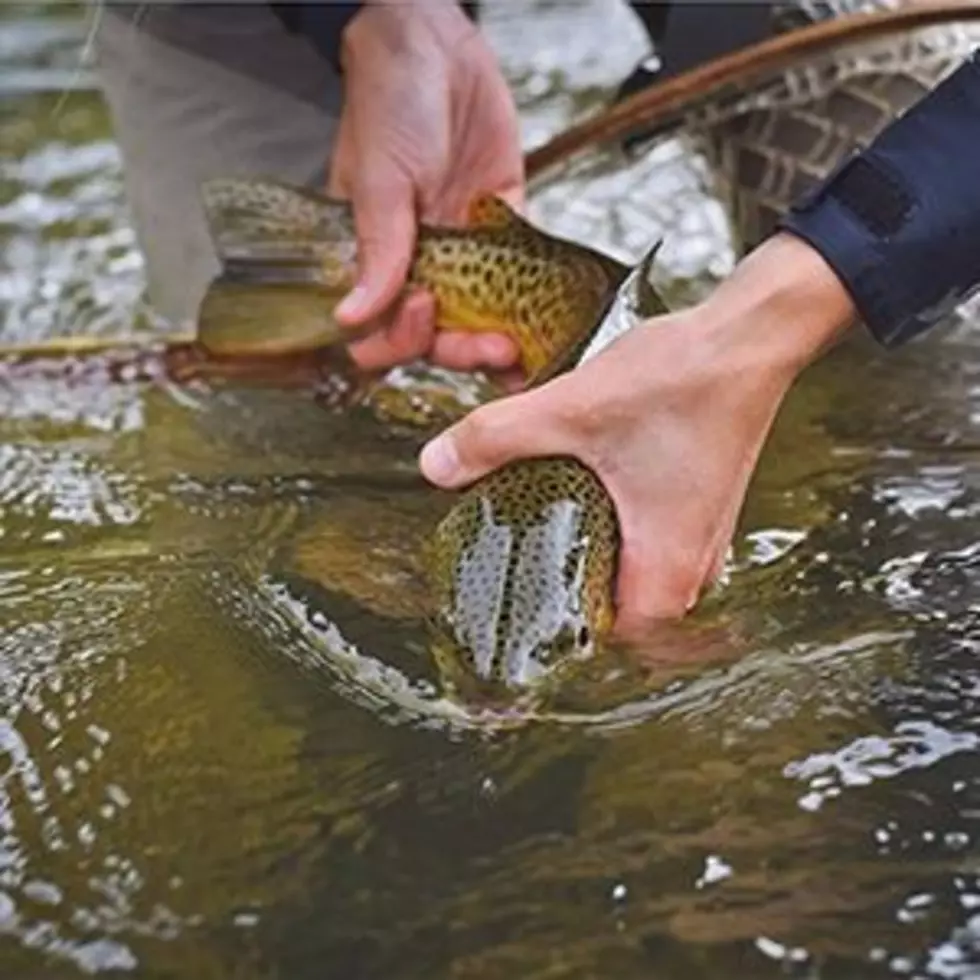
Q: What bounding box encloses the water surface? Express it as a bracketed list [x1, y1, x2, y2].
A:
[2, 3, 980, 977]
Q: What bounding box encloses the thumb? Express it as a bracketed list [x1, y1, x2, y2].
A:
[419, 384, 573, 489]
[335, 166, 418, 326]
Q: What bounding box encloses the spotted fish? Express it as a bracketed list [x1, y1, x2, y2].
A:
[198, 176, 666, 705]
[197, 177, 629, 383]
[426, 250, 668, 703]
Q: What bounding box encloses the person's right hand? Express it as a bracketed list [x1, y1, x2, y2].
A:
[419, 233, 857, 636]
[328, 0, 526, 376]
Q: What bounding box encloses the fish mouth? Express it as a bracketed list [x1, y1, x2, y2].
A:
[431, 622, 597, 709]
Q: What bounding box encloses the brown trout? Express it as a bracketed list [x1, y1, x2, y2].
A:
[426, 251, 667, 702]
[198, 177, 667, 704]
[197, 177, 630, 383]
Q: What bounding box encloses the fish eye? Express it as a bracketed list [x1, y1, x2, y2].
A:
[577, 625, 590, 649]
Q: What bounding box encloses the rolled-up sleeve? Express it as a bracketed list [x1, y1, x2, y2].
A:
[778, 51, 980, 347]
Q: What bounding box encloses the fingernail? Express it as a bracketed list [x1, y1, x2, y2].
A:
[420, 436, 460, 485]
[335, 285, 369, 322]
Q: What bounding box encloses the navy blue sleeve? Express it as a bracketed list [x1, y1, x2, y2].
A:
[270, 2, 480, 74]
[269, 3, 361, 71]
[778, 51, 980, 348]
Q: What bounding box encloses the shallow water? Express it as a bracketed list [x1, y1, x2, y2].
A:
[3, 2, 980, 977]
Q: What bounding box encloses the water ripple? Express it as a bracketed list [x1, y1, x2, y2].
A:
[0, 443, 145, 534]
[786, 720, 980, 813]
[4, 2, 980, 977]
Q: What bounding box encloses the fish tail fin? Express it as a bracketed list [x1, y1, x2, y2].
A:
[195, 177, 360, 356]
[200, 176, 355, 259]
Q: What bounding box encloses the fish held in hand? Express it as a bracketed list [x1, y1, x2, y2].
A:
[426, 247, 668, 702]
[196, 177, 630, 381]
[198, 177, 670, 705]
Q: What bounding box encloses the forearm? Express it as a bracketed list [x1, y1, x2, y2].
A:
[778, 51, 980, 348]
[696, 233, 856, 388]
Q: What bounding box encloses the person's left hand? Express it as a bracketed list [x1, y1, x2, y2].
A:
[328, 0, 526, 375]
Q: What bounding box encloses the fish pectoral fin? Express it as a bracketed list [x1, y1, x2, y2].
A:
[465, 192, 525, 230]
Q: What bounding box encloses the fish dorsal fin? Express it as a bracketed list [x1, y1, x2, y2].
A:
[573, 239, 670, 369]
[629, 240, 669, 320]
[466, 193, 526, 230]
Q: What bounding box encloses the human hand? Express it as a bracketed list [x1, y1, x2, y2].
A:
[328, 0, 525, 374]
[418, 233, 857, 636]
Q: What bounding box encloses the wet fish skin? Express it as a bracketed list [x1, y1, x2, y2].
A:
[198, 177, 666, 702]
[427, 249, 667, 699]
[196, 177, 629, 383]
[428, 456, 619, 702]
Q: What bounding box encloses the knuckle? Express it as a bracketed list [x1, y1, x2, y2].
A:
[456, 405, 517, 468]
[352, 174, 415, 223]
[548, 378, 602, 436]
[458, 408, 500, 453]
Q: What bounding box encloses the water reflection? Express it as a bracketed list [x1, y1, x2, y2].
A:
[2, 0, 980, 977]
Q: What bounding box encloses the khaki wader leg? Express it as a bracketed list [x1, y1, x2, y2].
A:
[91, 4, 344, 327]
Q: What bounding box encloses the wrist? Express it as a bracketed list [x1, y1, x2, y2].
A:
[697, 232, 857, 386]
[342, 0, 476, 66]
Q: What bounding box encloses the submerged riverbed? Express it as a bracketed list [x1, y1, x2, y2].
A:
[3, 2, 980, 977]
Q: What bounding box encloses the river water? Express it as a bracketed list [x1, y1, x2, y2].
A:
[2, 2, 980, 977]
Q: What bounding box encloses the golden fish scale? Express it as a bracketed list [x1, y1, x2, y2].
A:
[198, 177, 627, 375]
[425, 249, 663, 697]
[429, 457, 618, 691]
[411, 227, 623, 377]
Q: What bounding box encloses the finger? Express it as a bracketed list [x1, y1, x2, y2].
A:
[418, 381, 573, 489]
[432, 171, 525, 227]
[346, 290, 436, 372]
[706, 502, 741, 586]
[335, 168, 417, 327]
[708, 545, 731, 588]
[612, 491, 744, 636]
[462, 56, 525, 214]
[612, 535, 698, 638]
[326, 108, 354, 200]
[491, 368, 527, 394]
[493, 176, 525, 212]
[429, 331, 521, 372]
[609, 488, 716, 637]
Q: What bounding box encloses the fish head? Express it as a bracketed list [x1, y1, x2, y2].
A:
[427, 457, 618, 704]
